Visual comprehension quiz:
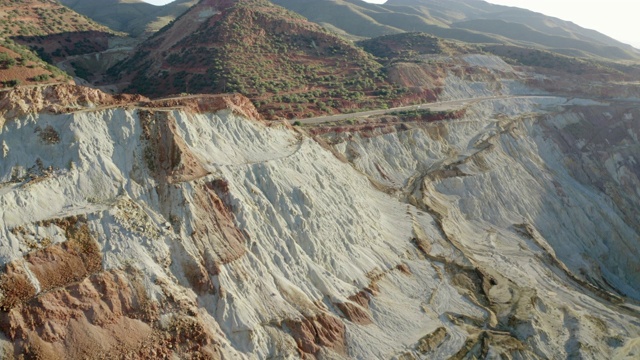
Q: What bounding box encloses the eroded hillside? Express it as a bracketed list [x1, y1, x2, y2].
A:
[0, 52, 639, 358]
[0, 1, 639, 358]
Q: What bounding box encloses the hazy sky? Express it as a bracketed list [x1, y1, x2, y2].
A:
[142, 0, 640, 47]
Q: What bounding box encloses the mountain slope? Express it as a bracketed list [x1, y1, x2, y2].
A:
[110, 0, 398, 118]
[0, 0, 115, 37]
[0, 0, 117, 87]
[0, 39, 70, 88]
[390, 0, 637, 51]
[0, 1, 639, 358]
[272, 0, 640, 61]
[271, 0, 498, 42]
[59, 0, 199, 37]
[453, 18, 635, 60]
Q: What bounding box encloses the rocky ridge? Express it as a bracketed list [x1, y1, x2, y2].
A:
[272, 0, 640, 61]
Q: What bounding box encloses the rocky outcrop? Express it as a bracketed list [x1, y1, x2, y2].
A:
[285, 313, 346, 357]
[1, 270, 155, 359]
[1, 267, 224, 359]
[0, 84, 147, 128]
[0, 85, 262, 130]
[334, 301, 372, 325]
[188, 180, 248, 272]
[140, 110, 209, 184]
[0, 262, 36, 312]
[144, 93, 263, 121]
[415, 327, 448, 354]
[21, 222, 101, 295]
[1, 216, 101, 310]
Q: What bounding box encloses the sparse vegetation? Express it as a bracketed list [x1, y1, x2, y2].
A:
[0, 0, 122, 87]
[59, 0, 198, 37]
[358, 33, 443, 61]
[0, 52, 16, 69]
[71, 61, 92, 80]
[0, 0, 115, 38]
[31, 73, 49, 82]
[483, 45, 618, 75]
[273, 0, 640, 62]
[111, 0, 407, 119]
[2, 79, 20, 87]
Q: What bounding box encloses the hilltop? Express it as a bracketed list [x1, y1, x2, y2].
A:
[108, 0, 400, 118]
[54, 0, 640, 117]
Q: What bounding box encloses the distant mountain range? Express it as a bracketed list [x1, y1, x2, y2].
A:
[58, 0, 640, 62]
[271, 0, 640, 61]
[2, 0, 640, 106]
[59, 0, 199, 37]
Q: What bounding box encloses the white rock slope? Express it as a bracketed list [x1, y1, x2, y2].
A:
[0, 87, 638, 359]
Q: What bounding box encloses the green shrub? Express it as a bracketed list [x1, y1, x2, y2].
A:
[31, 74, 50, 82]
[2, 79, 20, 87]
[0, 52, 16, 69]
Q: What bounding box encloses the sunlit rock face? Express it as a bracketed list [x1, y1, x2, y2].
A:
[0, 84, 638, 359]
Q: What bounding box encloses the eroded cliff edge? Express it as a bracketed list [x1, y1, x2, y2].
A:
[0, 82, 639, 359]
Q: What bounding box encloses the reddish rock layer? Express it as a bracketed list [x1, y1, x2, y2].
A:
[26, 222, 102, 294]
[140, 110, 209, 184]
[0, 217, 102, 311]
[0, 84, 262, 130]
[0, 267, 224, 359]
[285, 313, 347, 357]
[0, 262, 37, 311]
[0, 84, 148, 126]
[144, 93, 263, 121]
[334, 301, 372, 325]
[1, 270, 155, 359]
[190, 180, 247, 274]
[348, 291, 372, 309]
